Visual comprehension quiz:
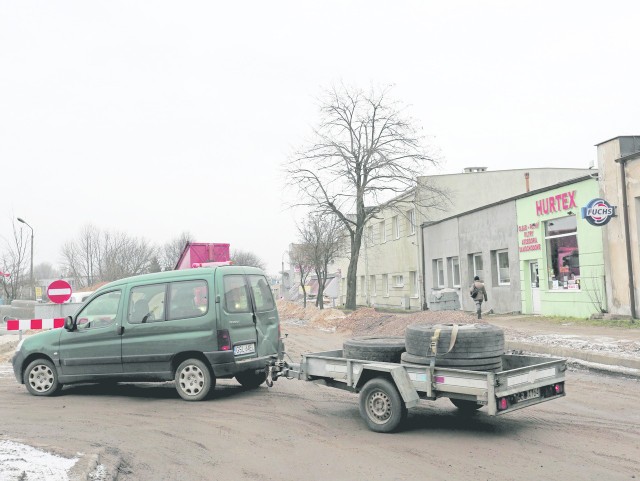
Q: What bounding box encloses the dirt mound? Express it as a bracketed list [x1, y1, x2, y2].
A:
[277, 301, 480, 337]
[276, 300, 346, 331]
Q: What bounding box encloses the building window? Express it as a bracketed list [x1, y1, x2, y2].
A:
[380, 220, 386, 243]
[370, 275, 377, 297]
[545, 215, 580, 290]
[367, 225, 374, 245]
[450, 257, 460, 287]
[496, 250, 510, 285]
[393, 216, 400, 239]
[383, 274, 389, 296]
[473, 254, 484, 281]
[393, 274, 404, 287]
[360, 275, 365, 295]
[407, 209, 416, 235]
[434, 259, 444, 288]
[410, 271, 418, 297]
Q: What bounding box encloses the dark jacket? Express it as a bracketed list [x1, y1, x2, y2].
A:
[470, 281, 488, 301]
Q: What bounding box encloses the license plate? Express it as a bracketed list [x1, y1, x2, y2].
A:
[233, 343, 256, 356]
[513, 387, 540, 403]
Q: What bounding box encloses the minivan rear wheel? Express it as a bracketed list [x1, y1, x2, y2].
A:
[175, 359, 214, 401]
[24, 359, 62, 396]
[235, 369, 266, 389]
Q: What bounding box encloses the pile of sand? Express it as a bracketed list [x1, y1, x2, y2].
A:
[276, 300, 346, 331]
[277, 300, 480, 336]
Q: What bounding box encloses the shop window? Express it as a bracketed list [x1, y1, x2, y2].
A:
[496, 250, 510, 285]
[383, 274, 389, 296]
[410, 271, 418, 297]
[370, 275, 377, 297]
[393, 216, 400, 239]
[380, 220, 387, 243]
[449, 257, 460, 287]
[545, 215, 580, 290]
[407, 209, 416, 235]
[393, 274, 404, 287]
[472, 253, 484, 281]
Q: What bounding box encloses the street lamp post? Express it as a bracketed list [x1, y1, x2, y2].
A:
[17, 217, 34, 300]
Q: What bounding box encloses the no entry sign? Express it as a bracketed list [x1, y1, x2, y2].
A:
[47, 280, 72, 304]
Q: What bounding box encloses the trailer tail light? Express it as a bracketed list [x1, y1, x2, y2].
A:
[497, 397, 509, 411]
[554, 382, 564, 395]
[217, 330, 231, 351]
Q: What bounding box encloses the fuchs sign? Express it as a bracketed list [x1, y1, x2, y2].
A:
[581, 198, 616, 226]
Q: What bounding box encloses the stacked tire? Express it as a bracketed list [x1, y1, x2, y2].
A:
[343, 336, 406, 363]
[402, 323, 504, 372]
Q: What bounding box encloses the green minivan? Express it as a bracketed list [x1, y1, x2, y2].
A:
[12, 266, 282, 401]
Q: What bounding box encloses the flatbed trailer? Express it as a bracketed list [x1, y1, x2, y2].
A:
[277, 349, 566, 432]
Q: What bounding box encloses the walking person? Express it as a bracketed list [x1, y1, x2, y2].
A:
[470, 275, 488, 319]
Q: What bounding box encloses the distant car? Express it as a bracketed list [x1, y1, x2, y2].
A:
[12, 266, 281, 401]
[68, 291, 94, 303]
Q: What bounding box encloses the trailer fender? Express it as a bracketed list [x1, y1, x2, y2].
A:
[355, 364, 420, 408]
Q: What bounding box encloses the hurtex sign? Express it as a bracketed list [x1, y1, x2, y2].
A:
[581, 198, 617, 226]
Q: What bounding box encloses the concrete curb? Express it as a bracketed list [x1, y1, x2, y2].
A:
[505, 340, 640, 371]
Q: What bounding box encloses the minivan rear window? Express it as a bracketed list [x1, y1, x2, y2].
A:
[248, 275, 275, 312]
[223, 275, 251, 313]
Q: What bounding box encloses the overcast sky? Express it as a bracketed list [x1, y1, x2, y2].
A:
[1, 1, 638, 276]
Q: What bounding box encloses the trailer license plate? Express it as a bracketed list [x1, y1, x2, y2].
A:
[233, 343, 255, 356]
[514, 387, 540, 403]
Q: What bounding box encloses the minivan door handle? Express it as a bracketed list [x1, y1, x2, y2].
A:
[117, 325, 125, 336]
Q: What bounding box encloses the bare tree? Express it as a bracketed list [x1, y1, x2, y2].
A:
[99, 231, 156, 281]
[298, 214, 343, 309]
[33, 262, 58, 281]
[0, 220, 29, 301]
[61, 226, 157, 286]
[288, 243, 314, 307]
[231, 249, 266, 270]
[286, 85, 440, 309]
[61, 224, 102, 288]
[160, 231, 194, 271]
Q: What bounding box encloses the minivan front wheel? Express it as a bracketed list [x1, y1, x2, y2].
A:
[24, 359, 62, 396]
[175, 359, 214, 401]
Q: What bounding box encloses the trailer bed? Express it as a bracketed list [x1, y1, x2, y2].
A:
[286, 350, 566, 418]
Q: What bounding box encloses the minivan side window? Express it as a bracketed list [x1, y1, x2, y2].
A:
[168, 280, 208, 320]
[128, 284, 166, 324]
[223, 275, 251, 313]
[76, 290, 122, 330]
[248, 275, 275, 312]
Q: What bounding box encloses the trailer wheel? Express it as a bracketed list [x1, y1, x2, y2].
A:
[235, 369, 266, 389]
[450, 398, 483, 413]
[359, 378, 407, 433]
[343, 337, 405, 363]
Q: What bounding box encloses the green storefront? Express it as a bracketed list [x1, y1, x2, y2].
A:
[516, 177, 606, 317]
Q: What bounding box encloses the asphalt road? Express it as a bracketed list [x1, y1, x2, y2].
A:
[0, 325, 639, 481]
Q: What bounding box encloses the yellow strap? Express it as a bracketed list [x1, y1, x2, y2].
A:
[430, 328, 441, 357]
[446, 324, 459, 354]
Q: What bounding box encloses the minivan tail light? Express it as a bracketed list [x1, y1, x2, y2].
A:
[217, 329, 231, 351]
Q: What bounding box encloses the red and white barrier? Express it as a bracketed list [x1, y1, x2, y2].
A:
[5, 318, 65, 330]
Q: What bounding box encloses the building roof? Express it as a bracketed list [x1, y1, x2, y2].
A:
[420, 174, 596, 228]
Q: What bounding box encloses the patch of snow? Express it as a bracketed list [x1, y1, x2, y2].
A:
[88, 464, 107, 481]
[0, 440, 78, 481]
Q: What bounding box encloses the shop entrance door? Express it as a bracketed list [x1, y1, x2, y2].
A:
[529, 261, 541, 314]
